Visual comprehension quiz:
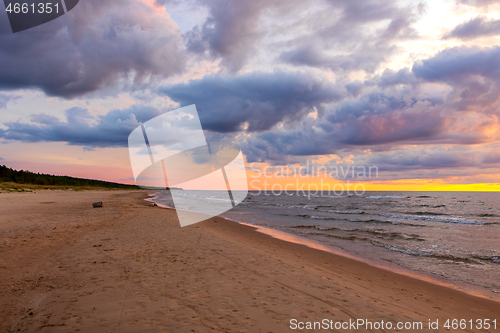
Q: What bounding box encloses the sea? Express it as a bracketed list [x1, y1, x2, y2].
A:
[150, 190, 500, 300]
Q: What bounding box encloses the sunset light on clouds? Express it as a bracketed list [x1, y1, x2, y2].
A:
[1, 0, 500, 191]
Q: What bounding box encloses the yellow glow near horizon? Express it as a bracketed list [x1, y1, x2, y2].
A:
[244, 160, 500, 192]
[246, 176, 500, 192]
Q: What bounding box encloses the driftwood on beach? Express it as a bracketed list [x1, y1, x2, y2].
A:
[92, 201, 103, 208]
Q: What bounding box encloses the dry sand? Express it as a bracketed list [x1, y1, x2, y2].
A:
[0, 190, 499, 332]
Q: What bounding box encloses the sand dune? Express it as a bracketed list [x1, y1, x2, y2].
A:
[0, 190, 499, 332]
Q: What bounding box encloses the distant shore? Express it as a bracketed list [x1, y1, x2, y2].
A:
[1, 190, 499, 332]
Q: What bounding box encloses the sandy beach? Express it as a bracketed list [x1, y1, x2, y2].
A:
[0, 190, 499, 332]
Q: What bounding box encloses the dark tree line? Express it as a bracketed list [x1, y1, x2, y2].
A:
[0, 165, 139, 189]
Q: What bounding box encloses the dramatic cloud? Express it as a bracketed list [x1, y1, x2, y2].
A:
[339, 145, 500, 182]
[445, 16, 500, 40]
[184, 0, 305, 72]
[0, 105, 163, 147]
[2, 0, 500, 185]
[0, 94, 18, 108]
[412, 45, 500, 111]
[366, 149, 476, 172]
[182, 0, 420, 73]
[239, 68, 500, 163]
[328, 94, 445, 145]
[161, 71, 344, 132]
[482, 152, 500, 164]
[0, 0, 185, 98]
[352, 143, 500, 181]
[280, 0, 422, 73]
[345, 81, 364, 98]
[414, 45, 500, 83]
[372, 68, 418, 88]
[281, 43, 391, 74]
[241, 92, 448, 163]
[246, 142, 500, 182]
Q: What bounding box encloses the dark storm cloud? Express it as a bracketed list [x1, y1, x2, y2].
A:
[344, 81, 364, 97]
[326, 96, 445, 147]
[0, 105, 163, 147]
[0, 0, 185, 98]
[374, 68, 418, 88]
[412, 46, 500, 82]
[412, 46, 500, 110]
[241, 93, 446, 163]
[161, 71, 345, 133]
[444, 16, 500, 40]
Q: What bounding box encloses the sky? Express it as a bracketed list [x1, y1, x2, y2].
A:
[1, 0, 500, 191]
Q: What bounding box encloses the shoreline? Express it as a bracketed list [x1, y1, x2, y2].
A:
[237, 222, 500, 303]
[148, 191, 500, 304]
[1, 190, 499, 332]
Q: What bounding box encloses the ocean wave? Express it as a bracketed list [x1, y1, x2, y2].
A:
[370, 241, 479, 263]
[404, 211, 449, 216]
[347, 218, 427, 227]
[321, 233, 367, 241]
[366, 196, 410, 199]
[371, 242, 500, 265]
[297, 194, 349, 198]
[477, 213, 500, 218]
[296, 214, 320, 219]
[206, 196, 233, 202]
[378, 213, 493, 225]
[289, 224, 377, 233]
[328, 210, 366, 215]
[471, 255, 500, 263]
[292, 213, 428, 227]
[416, 204, 446, 209]
[288, 224, 340, 231]
[308, 227, 424, 242]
